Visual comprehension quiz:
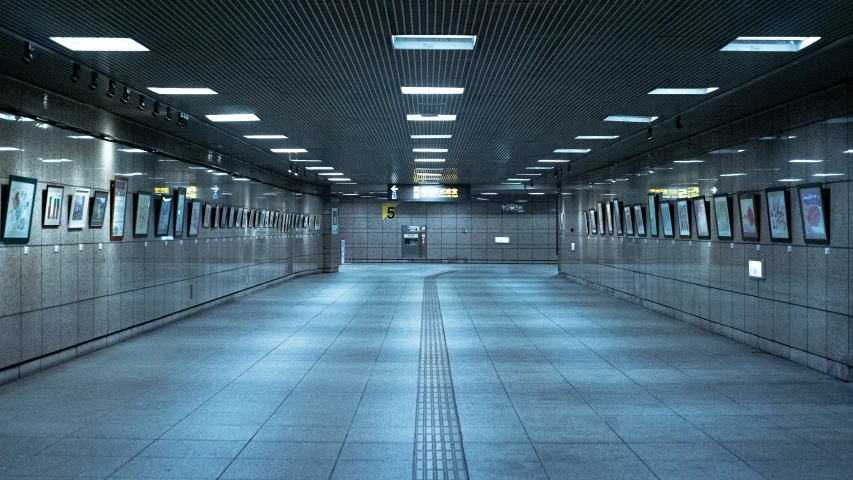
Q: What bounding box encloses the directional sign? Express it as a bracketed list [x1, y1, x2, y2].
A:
[387, 184, 470, 202]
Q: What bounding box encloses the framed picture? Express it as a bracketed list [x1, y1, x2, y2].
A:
[155, 194, 173, 237]
[613, 200, 623, 235]
[623, 206, 634, 235]
[242, 208, 248, 228]
[202, 203, 212, 228]
[797, 183, 829, 244]
[212, 204, 220, 228]
[713, 194, 733, 240]
[228, 206, 235, 228]
[676, 199, 691, 238]
[68, 187, 91, 229]
[188, 201, 201, 237]
[692, 197, 711, 240]
[660, 201, 674, 238]
[647, 194, 659, 237]
[765, 187, 791, 242]
[605, 201, 613, 235]
[2, 175, 37, 243]
[219, 206, 227, 228]
[110, 176, 129, 241]
[43, 185, 63, 227]
[596, 203, 604, 235]
[584, 211, 590, 234]
[633, 204, 646, 236]
[90, 190, 109, 228]
[588, 210, 597, 234]
[134, 192, 152, 237]
[173, 187, 187, 238]
[738, 192, 760, 242]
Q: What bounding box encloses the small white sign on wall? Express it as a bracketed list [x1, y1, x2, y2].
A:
[748, 259, 765, 279]
[495, 237, 510, 244]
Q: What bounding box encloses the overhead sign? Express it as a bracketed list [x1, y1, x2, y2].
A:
[388, 184, 470, 202]
[382, 202, 399, 219]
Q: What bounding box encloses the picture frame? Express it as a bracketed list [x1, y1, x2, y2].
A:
[633, 204, 646, 236]
[797, 183, 829, 244]
[188, 201, 201, 237]
[596, 203, 604, 235]
[43, 185, 63, 227]
[173, 187, 187, 238]
[605, 201, 613, 235]
[133, 192, 152, 238]
[623, 205, 634, 235]
[676, 199, 691, 238]
[155, 194, 173, 237]
[584, 210, 591, 234]
[68, 187, 91, 230]
[713, 194, 733, 241]
[110, 176, 129, 241]
[2, 175, 38, 243]
[202, 203, 212, 228]
[692, 197, 711, 240]
[89, 190, 109, 228]
[647, 194, 659, 237]
[738, 192, 760, 242]
[228, 206, 235, 228]
[613, 199, 623, 235]
[219, 206, 227, 228]
[660, 201, 674, 238]
[765, 187, 791, 242]
[212, 204, 220, 229]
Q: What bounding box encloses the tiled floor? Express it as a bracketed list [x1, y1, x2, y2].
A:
[0, 264, 851, 479]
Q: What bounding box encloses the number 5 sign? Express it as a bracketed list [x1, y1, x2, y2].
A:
[382, 202, 399, 220]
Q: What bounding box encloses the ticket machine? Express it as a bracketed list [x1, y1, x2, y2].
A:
[402, 225, 427, 259]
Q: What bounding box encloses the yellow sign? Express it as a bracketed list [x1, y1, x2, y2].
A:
[154, 187, 169, 195]
[187, 186, 198, 199]
[382, 202, 399, 220]
[413, 186, 458, 200]
[649, 186, 699, 199]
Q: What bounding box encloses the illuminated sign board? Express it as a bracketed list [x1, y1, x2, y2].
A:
[649, 186, 699, 200]
[748, 259, 765, 279]
[388, 184, 470, 202]
[154, 186, 198, 199]
[495, 237, 510, 244]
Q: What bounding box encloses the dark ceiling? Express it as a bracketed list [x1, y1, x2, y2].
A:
[1, 0, 852, 194]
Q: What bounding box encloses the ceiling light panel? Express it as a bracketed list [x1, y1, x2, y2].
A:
[392, 35, 477, 50]
[721, 37, 820, 52]
[604, 116, 658, 122]
[271, 148, 308, 153]
[411, 135, 452, 139]
[50, 37, 148, 51]
[648, 88, 719, 95]
[414, 159, 445, 162]
[413, 148, 448, 153]
[401, 87, 464, 95]
[537, 159, 570, 163]
[148, 88, 217, 95]
[244, 135, 287, 139]
[206, 114, 260, 122]
[318, 173, 344, 176]
[306, 166, 334, 170]
[407, 114, 456, 121]
[553, 149, 590, 153]
[575, 135, 618, 140]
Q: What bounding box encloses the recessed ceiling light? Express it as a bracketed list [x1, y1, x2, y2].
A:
[501, 182, 521, 185]
[291, 159, 322, 162]
[507, 178, 529, 181]
[648, 88, 719, 95]
[401, 87, 464, 95]
[244, 135, 288, 139]
[50, 37, 148, 51]
[0, 147, 21, 151]
[553, 149, 590, 153]
[392, 35, 476, 50]
[270, 148, 308, 153]
[329, 178, 353, 181]
[411, 135, 452, 139]
[516, 174, 539, 176]
[813, 173, 844, 177]
[306, 166, 334, 170]
[711, 149, 745, 153]
[778, 178, 803, 182]
[526, 167, 553, 170]
[232, 178, 250, 181]
[188, 166, 208, 170]
[537, 159, 570, 163]
[413, 148, 448, 153]
[673, 160, 705, 163]
[41, 158, 72, 163]
[67, 135, 94, 139]
[720, 173, 747, 177]
[205, 114, 260, 122]
[528, 192, 545, 195]
[414, 159, 446, 162]
[575, 135, 619, 140]
[417, 173, 443, 177]
[337, 182, 358, 185]
[118, 148, 146, 153]
[319, 173, 344, 176]
[844, 150, 853, 154]
[481, 192, 497, 195]
[211, 172, 229, 176]
[789, 159, 823, 163]
[148, 88, 217, 95]
[760, 135, 797, 140]
[341, 193, 360, 196]
[407, 114, 456, 121]
[721, 37, 820, 52]
[604, 116, 658, 123]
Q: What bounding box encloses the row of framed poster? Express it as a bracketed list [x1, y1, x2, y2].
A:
[1, 175, 319, 244]
[584, 183, 830, 245]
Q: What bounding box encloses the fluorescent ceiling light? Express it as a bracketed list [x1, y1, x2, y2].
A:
[407, 114, 456, 121]
[306, 166, 334, 170]
[844, 150, 853, 154]
[119, 148, 146, 153]
[205, 114, 260, 122]
[67, 135, 94, 139]
[0, 147, 21, 151]
[501, 182, 521, 185]
[270, 148, 308, 153]
[188, 166, 208, 170]
[414, 159, 445, 162]
[401, 87, 464, 95]
[392, 35, 476, 50]
[719, 173, 747, 177]
[148, 88, 217, 95]
[778, 178, 803, 182]
[711, 149, 745, 153]
[789, 159, 823, 163]
[553, 148, 590, 153]
[411, 134, 451, 139]
[481, 193, 497, 195]
[42, 158, 72, 163]
[158, 159, 178, 162]
[211, 172, 229, 176]
[413, 148, 448, 153]
[337, 182, 357, 185]
[604, 115, 658, 123]
[319, 173, 344, 176]
[721, 37, 820, 52]
[341, 193, 360, 196]
[50, 37, 148, 51]
[244, 135, 287, 139]
[673, 160, 704, 163]
[516, 174, 539, 176]
[507, 178, 529, 181]
[648, 88, 719, 95]
[575, 135, 618, 140]
[760, 135, 797, 140]
[528, 192, 545, 195]
[526, 167, 553, 170]
[813, 173, 844, 177]
[115, 172, 144, 176]
[537, 159, 570, 163]
[232, 178, 250, 181]
[417, 173, 443, 177]
[329, 178, 352, 181]
[291, 159, 322, 162]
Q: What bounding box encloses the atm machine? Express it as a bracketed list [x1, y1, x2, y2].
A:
[401, 225, 427, 259]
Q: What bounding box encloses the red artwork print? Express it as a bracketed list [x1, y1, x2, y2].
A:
[806, 205, 821, 226]
[745, 207, 755, 227]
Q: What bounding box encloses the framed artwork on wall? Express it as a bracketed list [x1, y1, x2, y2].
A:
[596, 203, 604, 235]
[219, 206, 227, 228]
[797, 183, 829, 244]
[613, 199, 623, 235]
[2, 175, 38, 244]
[738, 192, 760, 242]
[134, 192, 152, 238]
[660, 201, 674, 238]
[212, 204, 220, 228]
[584, 211, 590, 234]
[588, 210, 597, 234]
[692, 197, 711, 240]
[90, 190, 109, 228]
[676, 199, 691, 238]
[155, 194, 173, 237]
[647, 193, 659, 237]
[188, 201, 201, 237]
[43, 185, 63, 227]
[68, 187, 91, 229]
[173, 187, 186, 238]
[623, 206, 634, 235]
[713, 194, 733, 240]
[633, 204, 646, 236]
[228, 206, 235, 228]
[110, 176, 129, 241]
[765, 187, 791, 242]
[202, 203, 212, 228]
[605, 202, 613, 235]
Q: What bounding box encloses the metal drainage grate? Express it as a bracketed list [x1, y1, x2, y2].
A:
[414, 272, 468, 480]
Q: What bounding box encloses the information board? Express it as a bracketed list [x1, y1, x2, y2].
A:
[388, 184, 470, 202]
